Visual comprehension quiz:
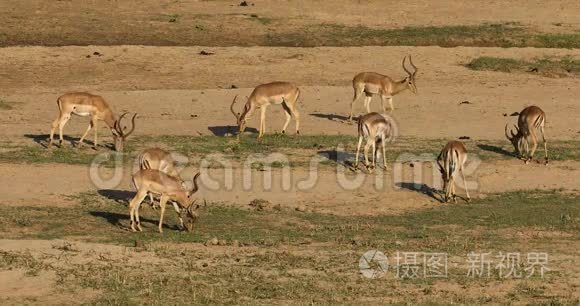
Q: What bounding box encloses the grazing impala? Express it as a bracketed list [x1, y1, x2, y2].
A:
[348, 56, 418, 121]
[48, 92, 136, 151]
[505, 105, 548, 164]
[129, 170, 201, 233]
[138, 147, 182, 207]
[354, 112, 395, 172]
[437, 141, 470, 203]
[230, 81, 301, 139]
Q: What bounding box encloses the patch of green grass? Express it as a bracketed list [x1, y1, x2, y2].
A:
[1, 190, 578, 304]
[0, 99, 14, 110]
[0, 136, 578, 166]
[0, 145, 123, 167]
[2, 190, 578, 250]
[267, 23, 580, 48]
[466, 56, 580, 76]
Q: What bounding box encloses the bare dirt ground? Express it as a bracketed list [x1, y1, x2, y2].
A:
[0, 0, 579, 304]
[1, 46, 580, 141]
[1, 161, 579, 216]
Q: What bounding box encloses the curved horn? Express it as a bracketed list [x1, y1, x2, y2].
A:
[122, 113, 137, 138]
[504, 124, 512, 140]
[408, 55, 418, 75]
[187, 199, 197, 214]
[402, 56, 412, 76]
[115, 112, 128, 137]
[190, 172, 201, 195]
[230, 95, 240, 121]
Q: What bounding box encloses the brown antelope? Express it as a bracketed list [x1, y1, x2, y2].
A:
[354, 112, 396, 172]
[48, 92, 136, 151]
[138, 147, 182, 208]
[129, 170, 201, 233]
[230, 82, 301, 139]
[348, 56, 418, 121]
[505, 105, 548, 164]
[437, 141, 470, 203]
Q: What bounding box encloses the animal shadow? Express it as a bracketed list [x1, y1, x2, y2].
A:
[318, 150, 355, 168]
[98, 189, 135, 205]
[477, 144, 514, 158]
[208, 125, 258, 136]
[310, 113, 352, 123]
[396, 182, 442, 202]
[89, 211, 164, 229]
[24, 134, 112, 150]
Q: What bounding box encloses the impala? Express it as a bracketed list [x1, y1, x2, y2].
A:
[48, 92, 136, 151]
[354, 112, 395, 172]
[129, 170, 201, 233]
[505, 105, 548, 164]
[348, 56, 418, 121]
[138, 147, 182, 207]
[230, 81, 301, 139]
[437, 140, 470, 203]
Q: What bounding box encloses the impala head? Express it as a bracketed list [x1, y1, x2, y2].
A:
[111, 112, 137, 152]
[505, 124, 524, 156]
[181, 172, 201, 232]
[402, 55, 418, 94]
[230, 95, 250, 135]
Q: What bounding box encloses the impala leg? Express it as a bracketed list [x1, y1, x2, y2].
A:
[258, 106, 268, 139]
[134, 200, 144, 232]
[371, 140, 376, 169]
[93, 119, 98, 149]
[363, 96, 372, 114]
[349, 88, 363, 121]
[451, 176, 457, 203]
[58, 115, 72, 146]
[49, 116, 61, 147]
[380, 95, 388, 113]
[171, 201, 184, 230]
[158, 195, 169, 233]
[354, 136, 363, 169]
[529, 132, 539, 162]
[282, 108, 292, 134]
[524, 137, 531, 163]
[382, 137, 388, 170]
[291, 103, 300, 135]
[363, 139, 373, 172]
[129, 190, 148, 232]
[78, 119, 94, 147]
[539, 126, 548, 163]
[387, 96, 394, 112]
[148, 193, 157, 209]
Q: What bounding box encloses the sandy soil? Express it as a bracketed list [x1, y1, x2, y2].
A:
[1, 161, 578, 216]
[1, 46, 579, 142]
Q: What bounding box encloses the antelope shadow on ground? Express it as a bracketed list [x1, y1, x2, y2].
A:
[208, 125, 258, 136]
[396, 182, 442, 202]
[477, 144, 514, 158]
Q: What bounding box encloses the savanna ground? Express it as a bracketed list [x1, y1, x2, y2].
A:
[0, 0, 579, 304]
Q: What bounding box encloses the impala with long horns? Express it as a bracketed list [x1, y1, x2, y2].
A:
[354, 112, 396, 172]
[348, 56, 418, 121]
[505, 105, 548, 164]
[437, 140, 470, 203]
[129, 170, 201, 233]
[231, 82, 301, 139]
[48, 92, 136, 151]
